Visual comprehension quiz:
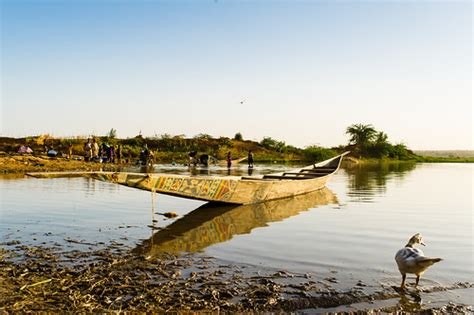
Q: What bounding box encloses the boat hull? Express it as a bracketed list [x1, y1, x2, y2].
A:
[27, 152, 349, 204]
[89, 171, 331, 204]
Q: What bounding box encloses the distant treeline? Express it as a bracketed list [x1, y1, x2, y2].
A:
[344, 124, 473, 162]
[1, 125, 472, 163]
[414, 150, 474, 158]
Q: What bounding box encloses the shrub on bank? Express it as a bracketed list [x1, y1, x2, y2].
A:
[302, 146, 338, 162]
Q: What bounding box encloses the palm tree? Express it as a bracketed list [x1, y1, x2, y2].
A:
[346, 124, 377, 157]
[373, 131, 390, 158]
[375, 131, 388, 145]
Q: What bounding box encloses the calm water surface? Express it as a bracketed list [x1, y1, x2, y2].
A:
[1, 162, 473, 307]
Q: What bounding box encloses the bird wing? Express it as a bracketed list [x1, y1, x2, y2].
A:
[395, 247, 426, 268]
[396, 247, 425, 260]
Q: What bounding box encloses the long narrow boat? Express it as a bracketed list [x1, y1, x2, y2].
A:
[27, 152, 349, 205]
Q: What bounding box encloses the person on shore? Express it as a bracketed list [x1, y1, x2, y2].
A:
[102, 143, 111, 163]
[67, 142, 73, 159]
[140, 144, 150, 166]
[149, 149, 155, 165]
[92, 138, 100, 161]
[109, 145, 115, 163]
[84, 139, 92, 162]
[116, 145, 122, 164]
[188, 151, 198, 167]
[226, 151, 232, 168]
[199, 154, 209, 167]
[248, 150, 254, 168]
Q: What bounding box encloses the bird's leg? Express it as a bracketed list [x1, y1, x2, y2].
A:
[415, 275, 420, 288]
[400, 274, 406, 290]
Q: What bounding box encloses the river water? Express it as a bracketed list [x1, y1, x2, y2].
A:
[1, 162, 473, 309]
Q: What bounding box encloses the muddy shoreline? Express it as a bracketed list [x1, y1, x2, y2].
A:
[0, 154, 124, 174]
[1, 241, 472, 313]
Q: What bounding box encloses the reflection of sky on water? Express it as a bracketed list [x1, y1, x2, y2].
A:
[0, 176, 205, 251]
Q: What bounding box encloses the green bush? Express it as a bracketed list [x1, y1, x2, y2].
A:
[388, 143, 411, 160]
[302, 146, 337, 162]
[121, 137, 143, 147]
[234, 132, 243, 141]
[260, 137, 286, 153]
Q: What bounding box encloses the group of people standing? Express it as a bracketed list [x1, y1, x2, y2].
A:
[82, 139, 254, 168]
[83, 138, 122, 163]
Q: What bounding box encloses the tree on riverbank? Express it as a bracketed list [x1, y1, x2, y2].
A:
[345, 124, 377, 157]
[345, 124, 414, 160]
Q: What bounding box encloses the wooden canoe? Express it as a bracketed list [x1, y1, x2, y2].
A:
[27, 152, 349, 205]
[134, 187, 337, 256]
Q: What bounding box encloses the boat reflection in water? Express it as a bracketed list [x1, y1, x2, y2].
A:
[134, 187, 338, 257]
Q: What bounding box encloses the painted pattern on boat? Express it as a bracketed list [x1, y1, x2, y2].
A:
[92, 172, 239, 202]
[155, 176, 238, 201]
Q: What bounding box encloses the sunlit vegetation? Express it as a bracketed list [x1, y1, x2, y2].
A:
[1, 125, 472, 165]
[414, 150, 474, 158]
[345, 124, 415, 160]
[411, 156, 474, 163]
[302, 146, 338, 162]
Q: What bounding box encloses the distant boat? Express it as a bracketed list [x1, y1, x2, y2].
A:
[134, 187, 338, 256]
[27, 152, 349, 205]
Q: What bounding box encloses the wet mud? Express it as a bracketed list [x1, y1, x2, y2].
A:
[1, 242, 472, 313]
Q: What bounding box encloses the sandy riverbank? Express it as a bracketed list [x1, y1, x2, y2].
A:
[0, 154, 124, 173]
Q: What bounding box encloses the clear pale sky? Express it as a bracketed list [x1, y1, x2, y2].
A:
[1, 0, 472, 150]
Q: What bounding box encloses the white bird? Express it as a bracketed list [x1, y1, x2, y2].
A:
[395, 233, 442, 289]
